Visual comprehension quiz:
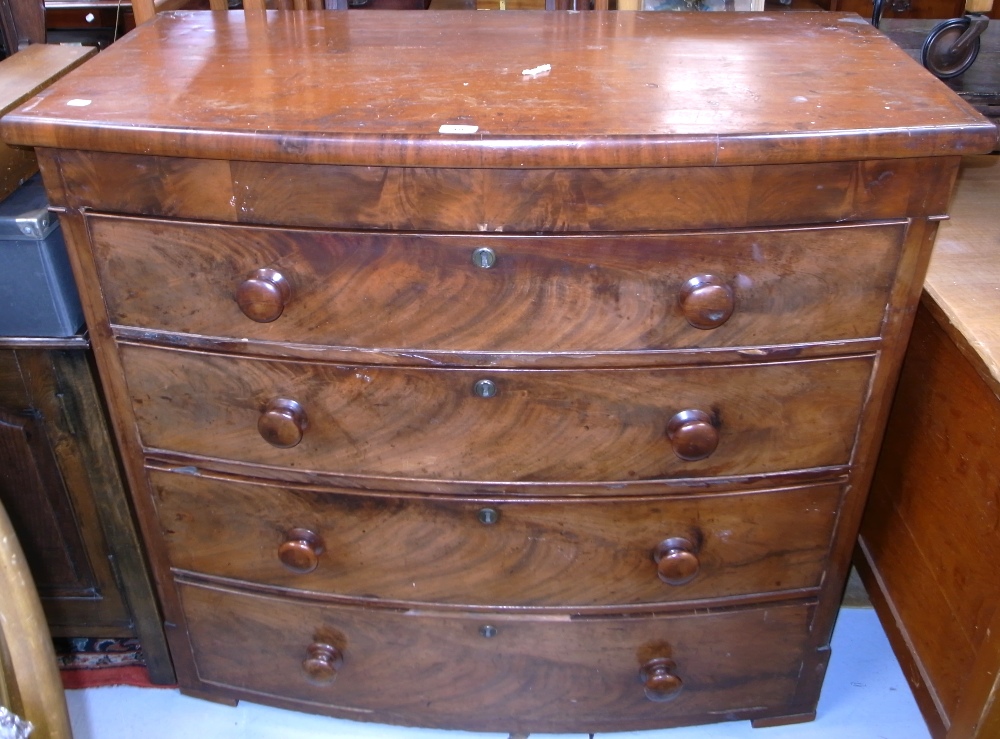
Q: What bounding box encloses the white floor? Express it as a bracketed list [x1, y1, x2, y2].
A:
[64, 606, 929, 739]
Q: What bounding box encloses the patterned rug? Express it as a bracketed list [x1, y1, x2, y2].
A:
[53, 637, 170, 689]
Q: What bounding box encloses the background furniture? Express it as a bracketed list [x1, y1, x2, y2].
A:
[0, 338, 174, 683]
[0, 498, 72, 739]
[883, 19, 1000, 126]
[2, 10, 994, 733]
[43, 0, 136, 49]
[0, 0, 44, 54]
[820, 0, 1000, 22]
[0, 44, 172, 684]
[857, 154, 1000, 739]
[129, 0, 427, 29]
[0, 45, 90, 197]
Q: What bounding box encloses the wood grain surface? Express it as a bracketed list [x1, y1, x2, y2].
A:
[178, 579, 815, 732]
[43, 151, 961, 232]
[859, 302, 1000, 738]
[9, 9, 989, 732]
[924, 154, 1000, 398]
[90, 215, 905, 354]
[151, 467, 841, 608]
[120, 344, 873, 484]
[2, 12, 995, 167]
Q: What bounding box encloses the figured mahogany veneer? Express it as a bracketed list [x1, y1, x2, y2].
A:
[87, 216, 907, 355]
[150, 468, 841, 608]
[177, 579, 817, 733]
[122, 346, 873, 483]
[2, 9, 994, 734]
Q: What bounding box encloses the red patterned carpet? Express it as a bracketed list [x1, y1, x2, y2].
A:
[53, 637, 174, 689]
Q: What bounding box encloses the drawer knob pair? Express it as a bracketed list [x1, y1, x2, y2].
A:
[654, 537, 700, 586]
[640, 657, 683, 702]
[679, 275, 734, 330]
[279, 528, 325, 574]
[237, 268, 290, 323]
[302, 642, 343, 685]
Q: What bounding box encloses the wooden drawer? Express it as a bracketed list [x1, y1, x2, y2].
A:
[90, 215, 904, 354]
[48, 153, 959, 229]
[121, 345, 873, 484]
[151, 467, 841, 607]
[177, 579, 816, 732]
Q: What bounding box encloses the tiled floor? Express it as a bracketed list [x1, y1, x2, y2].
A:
[65, 606, 929, 739]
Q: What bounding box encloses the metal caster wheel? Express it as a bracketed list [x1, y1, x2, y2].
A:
[921, 16, 986, 79]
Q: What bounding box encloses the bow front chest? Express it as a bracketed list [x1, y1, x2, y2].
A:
[3, 10, 994, 732]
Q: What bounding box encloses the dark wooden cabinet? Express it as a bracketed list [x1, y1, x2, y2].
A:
[0, 337, 172, 682]
[2, 10, 994, 733]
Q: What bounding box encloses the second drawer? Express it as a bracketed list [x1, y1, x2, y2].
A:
[151, 467, 841, 607]
[122, 345, 873, 484]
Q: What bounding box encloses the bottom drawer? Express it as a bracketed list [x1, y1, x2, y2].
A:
[178, 581, 820, 732]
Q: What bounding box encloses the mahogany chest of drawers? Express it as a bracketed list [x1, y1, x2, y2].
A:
[2, 10, 995, 733]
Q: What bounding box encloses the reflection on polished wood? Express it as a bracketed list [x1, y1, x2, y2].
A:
[2, 13, 994, 167]
[2, 10, 995, 733]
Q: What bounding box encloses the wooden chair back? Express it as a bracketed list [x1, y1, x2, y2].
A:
[131, 0, 349, 26]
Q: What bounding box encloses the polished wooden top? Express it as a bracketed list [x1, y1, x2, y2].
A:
[2, 10, 996, 167]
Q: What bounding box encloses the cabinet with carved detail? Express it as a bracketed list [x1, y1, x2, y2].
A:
[2, 9, 994, 733]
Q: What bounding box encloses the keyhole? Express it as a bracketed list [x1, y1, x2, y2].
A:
[472, 247, 497, 269]
[473, 379, 498, 398]
[478, 508, 499, 525]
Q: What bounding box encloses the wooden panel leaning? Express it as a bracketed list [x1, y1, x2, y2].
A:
[1, 11, 996, 733]
[0, 499, 72, 739]
[857, 154, 1000, 739]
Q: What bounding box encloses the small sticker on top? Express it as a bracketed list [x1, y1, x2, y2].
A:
[439, 124, 479, 134]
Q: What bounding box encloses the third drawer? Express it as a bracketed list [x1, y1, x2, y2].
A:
[151, 466, 841, 608]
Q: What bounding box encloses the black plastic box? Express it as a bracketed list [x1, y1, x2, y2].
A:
[0, 174, 84, 337]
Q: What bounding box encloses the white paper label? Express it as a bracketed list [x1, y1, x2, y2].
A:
[438, 124, 479, 134]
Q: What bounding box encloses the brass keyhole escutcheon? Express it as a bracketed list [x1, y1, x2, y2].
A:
[473, 379, 498, 398]
[472, 247, 497, 269]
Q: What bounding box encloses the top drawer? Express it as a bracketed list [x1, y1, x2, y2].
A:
[87, 215, 905, 355]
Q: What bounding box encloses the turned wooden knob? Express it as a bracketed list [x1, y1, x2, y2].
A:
[278, 528, 325, 574]
[653, 537, 700, 585]
[640, 657, 683, 702]
[302, 642, 343, 685]
[678, 275, 734, 330]
[666, 409, 719, 461]
[258, 398, 307, 448]
[236, 268, 290, 323]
